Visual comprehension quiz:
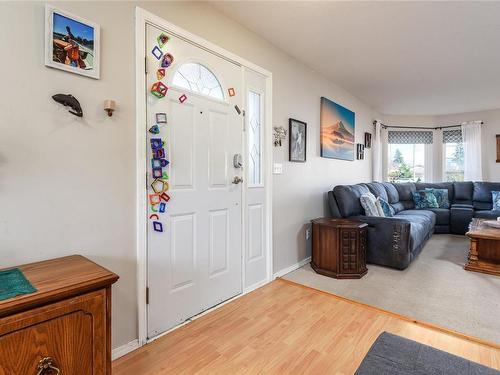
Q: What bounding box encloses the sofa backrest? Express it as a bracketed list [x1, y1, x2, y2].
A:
[333, 184, 370, 217]
[415, 182, 454, 203]
[453, 181, 473, 205]
[472, 182, 500, 210]
[392, 183, 416, 211]
[329, 181, 497, 218]
[364, 182, 389, 201]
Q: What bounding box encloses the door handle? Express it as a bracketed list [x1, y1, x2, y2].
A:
[232, 176, 243, 185]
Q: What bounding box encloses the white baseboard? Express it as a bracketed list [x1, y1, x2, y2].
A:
[112, 339, 140, 360]
[273, 257, 311, 279]
[244, 278, 270, 294]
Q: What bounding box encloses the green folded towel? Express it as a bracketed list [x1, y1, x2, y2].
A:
[0, 268, 37, 301]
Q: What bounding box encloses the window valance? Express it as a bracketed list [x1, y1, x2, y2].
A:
[388, 131, 433, 144]
[443, 129, 462, 143]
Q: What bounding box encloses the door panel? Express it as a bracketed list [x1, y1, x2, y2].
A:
[244, 69, 269, 288]
[170, 213, 196, 291]
[248, 203, 264, 262]
[146, 23, 244, 338]
[209, 209, 229, 277]
[208, 111, 229, 188]
[170, 101, 195, 189]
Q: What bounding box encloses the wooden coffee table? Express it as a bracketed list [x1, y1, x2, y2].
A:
[465, 218, 500, 276]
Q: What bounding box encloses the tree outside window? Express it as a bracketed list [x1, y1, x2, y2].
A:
[444, 142, 464, 181]
[388, 144, 425, 183]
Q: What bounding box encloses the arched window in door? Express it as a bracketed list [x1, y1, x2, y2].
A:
[172, 62, 225, 101]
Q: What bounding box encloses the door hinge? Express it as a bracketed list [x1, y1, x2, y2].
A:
[146, 287, 150, 304]
[145, 57, 148, 75]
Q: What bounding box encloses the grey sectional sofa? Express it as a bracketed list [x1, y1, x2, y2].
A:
[327, 181, 500, 270]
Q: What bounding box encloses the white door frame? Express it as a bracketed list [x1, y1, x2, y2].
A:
[135, 7, 273, 346]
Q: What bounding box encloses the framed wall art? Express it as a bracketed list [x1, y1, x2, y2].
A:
[45, 5, 100, 79]
[364, 132, 372, 148]
[320, 97, 355, 161]
[289, 118, 307, 162]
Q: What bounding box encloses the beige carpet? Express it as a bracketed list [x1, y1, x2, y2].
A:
[283, 234, 500, 344]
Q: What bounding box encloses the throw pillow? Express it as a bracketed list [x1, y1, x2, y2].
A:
[374, 198, 386, 217]
[378, 197, 394, 217]
[492, 191, 500, 210]
[413, 190, 439, 209]
[360, 193, 381, 216]
[425, 188, 450, 209]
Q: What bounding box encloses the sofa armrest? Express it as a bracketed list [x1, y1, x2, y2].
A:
[350, 216, 412, 270]
[450, 205, 474, 235]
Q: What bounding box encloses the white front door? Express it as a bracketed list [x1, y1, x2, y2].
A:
[145, 23, 244, 338]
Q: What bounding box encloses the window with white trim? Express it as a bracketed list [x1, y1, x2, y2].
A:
[171, 62, 224, 101]
[443, 129, 464, 182]
[387, 131, 432, 183]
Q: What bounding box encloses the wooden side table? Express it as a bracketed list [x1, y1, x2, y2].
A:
[311, 218, 368, 279]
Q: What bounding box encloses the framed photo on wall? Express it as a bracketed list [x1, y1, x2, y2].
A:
[364, 132, 372, 148]
[45, 5, 100, 79]
[289, 118, 307, 162]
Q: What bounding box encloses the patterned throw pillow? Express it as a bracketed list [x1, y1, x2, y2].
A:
[425, 188, 450, 209]
[412, 190, 439, 209]
[378, 197, 394, 217]
[374, 198, 386, 217]
[360, 193, 381, 216]
[492, 191, 500, 210]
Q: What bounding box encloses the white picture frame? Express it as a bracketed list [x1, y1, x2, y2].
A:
[45, 5, 100, 79]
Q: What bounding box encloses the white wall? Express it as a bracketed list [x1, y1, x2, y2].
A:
[382, 111, 500, 181]
[0, 1, 378, 349]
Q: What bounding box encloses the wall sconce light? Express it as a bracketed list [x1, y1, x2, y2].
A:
[104, 100, 116, 117]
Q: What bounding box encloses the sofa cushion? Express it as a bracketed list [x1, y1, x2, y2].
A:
[427, 208, 450, 225]
[473, 182, 500, 210]
[396, 210, 436, 234]
[395, 210, 435, 253]
[424, 188, 450, 209]
[412, 191, 439, 209]
[454, 181, 474, 205]
[415, 182, 454, 203]
[474, 210, 500, 220]
[333, 184, 371, 217]
[394, 183, 416, 209]
[382, 183, 399, 204]
[365, 182, 389, 202]
[391, 202, 405, 214]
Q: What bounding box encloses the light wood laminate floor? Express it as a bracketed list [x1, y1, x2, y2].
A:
[113, 279, 500, 374]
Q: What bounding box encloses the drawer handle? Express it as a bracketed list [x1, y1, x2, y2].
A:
[37, 357, 60, 375]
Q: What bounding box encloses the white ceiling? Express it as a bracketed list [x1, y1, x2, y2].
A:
[211, 1, 500, 116]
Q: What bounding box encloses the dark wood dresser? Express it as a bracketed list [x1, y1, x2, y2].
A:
[0, 255, 119, 375]
[311, 218, 368, 279]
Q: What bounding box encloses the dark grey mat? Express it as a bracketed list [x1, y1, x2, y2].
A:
[355, 332, 500, 375]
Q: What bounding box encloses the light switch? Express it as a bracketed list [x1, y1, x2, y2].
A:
[273, 163, 283, 174]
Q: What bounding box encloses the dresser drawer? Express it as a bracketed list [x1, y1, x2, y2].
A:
[0, 290, 106, 375]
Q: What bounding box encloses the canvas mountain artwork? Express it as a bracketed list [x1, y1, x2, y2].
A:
[320, 97, 355, 161]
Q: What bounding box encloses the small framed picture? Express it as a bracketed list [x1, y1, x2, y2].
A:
[357, 143, 365, 160]
[289, 118, 307, 162]
[364, 132, 372, 148]
[45, 5, 100, 79]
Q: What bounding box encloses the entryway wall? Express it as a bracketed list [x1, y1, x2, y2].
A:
[0, 1, 379, 354]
